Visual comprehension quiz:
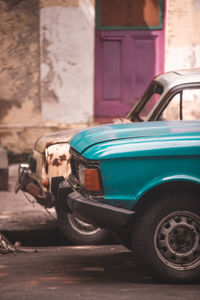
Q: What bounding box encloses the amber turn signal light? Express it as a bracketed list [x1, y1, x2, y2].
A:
[42, 178, 49, 188]
[84, 168, 101, 192]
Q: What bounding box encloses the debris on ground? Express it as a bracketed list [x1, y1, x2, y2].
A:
[0, 232, 19, 254]
[0, 232, 37, 254]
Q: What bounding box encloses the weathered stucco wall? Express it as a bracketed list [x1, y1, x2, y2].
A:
[164, 0, 200, 121]
[0, 0, 41, 126]
[0, 0, 95, 153]
[40, 0, 95, 124]
[165, 0, 200, 70]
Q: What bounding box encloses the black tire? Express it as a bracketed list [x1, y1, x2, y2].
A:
[55, 203, 110, 245]
[112, 229, 132, 250]
[131, 191, 200, 283]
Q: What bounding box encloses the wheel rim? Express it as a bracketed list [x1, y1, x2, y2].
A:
[67, 213, 102, 236]
[154, 211, 200, 271]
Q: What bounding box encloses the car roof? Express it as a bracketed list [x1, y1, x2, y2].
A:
[155, 69, 200, 91]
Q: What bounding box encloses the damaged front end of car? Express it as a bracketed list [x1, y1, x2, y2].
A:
[15, 163, 56, 208]
[15, 132, 73, 209]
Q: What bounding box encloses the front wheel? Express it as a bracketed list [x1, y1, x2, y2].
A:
[131, 192, 200, 283]
[112, 229, 132, 250]
[56, 204, 110, 245]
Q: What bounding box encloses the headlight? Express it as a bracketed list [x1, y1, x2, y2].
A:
[78, 164, 101, 192]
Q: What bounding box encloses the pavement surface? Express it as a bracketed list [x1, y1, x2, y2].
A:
[1, 245, 200, 300]
[0, 164, 56, 232]
[0, 164, 67, 247]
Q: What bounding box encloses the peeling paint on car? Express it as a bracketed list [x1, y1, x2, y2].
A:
[46, 143, 71, 182]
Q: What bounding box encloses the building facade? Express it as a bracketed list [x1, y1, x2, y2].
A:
[0, 0, 200, 152]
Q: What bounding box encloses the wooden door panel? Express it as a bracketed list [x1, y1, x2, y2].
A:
[95, 30, 164, 117]
[95, 34, 131, 117]
[95, 0, 165, 118]
[103, 40, 121, 100]
[133, 36, 156, 101]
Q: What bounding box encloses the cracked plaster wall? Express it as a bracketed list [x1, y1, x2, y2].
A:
[0, 0, 41, 126]
[0, 0, 94, 152]
[165, 0, 200, 70]
[164, 0, 200, 121]
[40, 0, 95, 123]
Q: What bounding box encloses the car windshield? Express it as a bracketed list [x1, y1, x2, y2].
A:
[127, 82, 164, 122]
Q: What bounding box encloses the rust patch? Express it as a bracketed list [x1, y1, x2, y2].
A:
[48, 153, 53, 160]
[59, 154, 67, 161]
[52, 158, 61, 166]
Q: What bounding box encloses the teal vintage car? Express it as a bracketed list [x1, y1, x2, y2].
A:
[68, 120, 200, 283]
[16, 69, 200, 245]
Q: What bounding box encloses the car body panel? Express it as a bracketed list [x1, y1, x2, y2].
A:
[100, 155, 200, 210]
[70, 121, 200, 157]
[45, 143, 71, 186]
[154, 69, 200, 92]
[35, 129, 79, 153]
[70, 121, 200, 211]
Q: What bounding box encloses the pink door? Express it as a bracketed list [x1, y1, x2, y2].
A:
[95, 0, 165, 118]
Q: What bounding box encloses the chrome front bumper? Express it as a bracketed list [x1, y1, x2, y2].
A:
[15, 164, 55, 208]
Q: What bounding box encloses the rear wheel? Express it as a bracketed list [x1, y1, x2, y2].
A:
[131, 192, 200, 283]
[56, 204, 110, 245]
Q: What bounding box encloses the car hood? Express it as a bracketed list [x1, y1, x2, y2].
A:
[70, 121, 200, 155]
[35, 129, 80, 153]
[34, 119, 129, 153]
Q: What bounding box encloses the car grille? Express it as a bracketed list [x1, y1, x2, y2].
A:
[69, 148, 84, 188]
[70, 154, 80, 181]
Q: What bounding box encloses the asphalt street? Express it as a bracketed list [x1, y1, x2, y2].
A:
[1, 245, 200, 300]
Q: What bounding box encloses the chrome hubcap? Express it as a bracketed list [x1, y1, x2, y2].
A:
[154, 211, 200, 271]
[68, 213, 101, 236]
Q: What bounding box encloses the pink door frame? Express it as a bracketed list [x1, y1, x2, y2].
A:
[94, 0, 166, 118]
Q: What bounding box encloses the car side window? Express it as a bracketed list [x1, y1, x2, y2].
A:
[161, 93, 181, 121]
[182, 89, 200, 120]
[160, 88, 200, 121]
